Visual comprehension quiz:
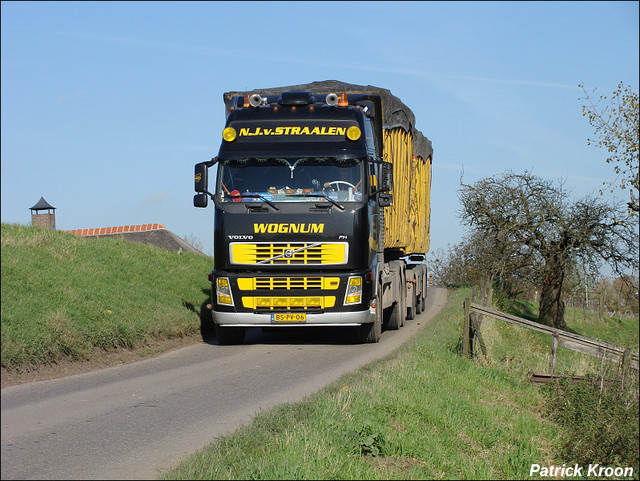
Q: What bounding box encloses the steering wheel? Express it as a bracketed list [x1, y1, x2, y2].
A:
[323, 180, 356, 192]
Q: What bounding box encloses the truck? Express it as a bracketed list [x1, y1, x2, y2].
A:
[194, 80, 432, 344]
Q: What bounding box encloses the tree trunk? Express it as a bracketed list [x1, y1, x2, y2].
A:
[477, 275, 494, 306]
[538, 262, 566, 330]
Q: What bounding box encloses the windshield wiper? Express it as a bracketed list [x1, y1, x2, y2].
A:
[287, 193, 345, 211]
[231, 193, 279, 211]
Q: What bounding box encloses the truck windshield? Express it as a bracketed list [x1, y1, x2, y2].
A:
[217, 157, 364, 203]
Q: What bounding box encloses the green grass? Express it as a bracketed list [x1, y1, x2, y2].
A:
[1, 223, 213, 370]
[163, 288, 561, 480]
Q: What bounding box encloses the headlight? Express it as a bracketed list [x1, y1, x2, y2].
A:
[344, 276, 362, 305]
[216, 277, 234, 305]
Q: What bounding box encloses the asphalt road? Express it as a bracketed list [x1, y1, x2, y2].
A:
[1, 287, 447, 480]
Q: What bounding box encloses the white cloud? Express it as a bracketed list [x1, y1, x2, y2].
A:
[144, 191, 169, 204]
[56, 90, 87, 104]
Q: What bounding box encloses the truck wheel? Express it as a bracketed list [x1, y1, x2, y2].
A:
[200, 305, 216, 341]
[386, 291, 405, 330]
[216, 325, 245, 345]
[355, 289, 382, 343]
[406, 295, 416, 320]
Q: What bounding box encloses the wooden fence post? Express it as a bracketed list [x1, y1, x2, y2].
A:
[470, 313, 488, 358]
[598, 292, 603, 321]
[620, 348, 631, 394]
[463, 298, 472, 359]
[550, 332, 559, 374]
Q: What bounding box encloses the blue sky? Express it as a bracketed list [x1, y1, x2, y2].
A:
[2, 1, 638, 260]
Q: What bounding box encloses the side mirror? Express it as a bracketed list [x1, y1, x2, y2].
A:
[194, 193, 208, 208]
[195, 162, 209, 193]
[381, 161, 393, 192]
[377, 192, 392, 207]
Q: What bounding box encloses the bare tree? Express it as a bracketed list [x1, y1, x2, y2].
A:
[182, 233, 204, 253]
[429, 229, 539, 297]
[597, 275, 639, 319]
[459, 171, 638, 330]
[580, 82, 639, 213]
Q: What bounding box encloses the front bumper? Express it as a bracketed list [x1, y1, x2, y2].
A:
[213, 306, 375, 327]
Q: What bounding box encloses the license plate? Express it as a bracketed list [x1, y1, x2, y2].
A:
[271, 313, 306, 323]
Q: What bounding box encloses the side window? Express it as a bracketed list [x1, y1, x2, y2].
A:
[363, 117, 376, 157]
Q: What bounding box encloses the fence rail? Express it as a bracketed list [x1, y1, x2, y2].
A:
[463, 299, 639, 373]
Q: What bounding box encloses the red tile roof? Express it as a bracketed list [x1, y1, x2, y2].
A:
[64, 224, 165, 236]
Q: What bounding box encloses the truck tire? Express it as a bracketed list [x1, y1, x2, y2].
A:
[355, 288, 382, 343]
[200, 305, 216, 341]
[386, 291, 405, 330]
[216, 325, 246, 345]
[406, 293, 416, 320]
[420, 292, 426, 312]
[386, 276, 407, 331]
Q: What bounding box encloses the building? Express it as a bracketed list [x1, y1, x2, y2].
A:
[29, 197, 56, 230]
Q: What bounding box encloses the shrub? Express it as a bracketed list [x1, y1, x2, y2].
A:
[543, 372, 639, 472]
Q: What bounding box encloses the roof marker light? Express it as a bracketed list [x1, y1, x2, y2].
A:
[243, 94, 250, 108]
[338, 93, 348, 106]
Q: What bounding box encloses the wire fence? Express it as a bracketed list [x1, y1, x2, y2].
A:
[518, 287, 638, 322]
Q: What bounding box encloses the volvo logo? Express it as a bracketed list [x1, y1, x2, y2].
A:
[257, 243, 322, 264]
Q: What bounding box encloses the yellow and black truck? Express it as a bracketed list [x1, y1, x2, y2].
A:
[194, 80, 432, 344]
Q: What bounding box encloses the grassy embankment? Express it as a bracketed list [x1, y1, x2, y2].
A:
[163, 289, 637, 480]
[1, 223, 213, 371]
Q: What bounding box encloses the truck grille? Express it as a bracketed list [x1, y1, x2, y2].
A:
[230, 242, 348, 265]
[256, 277, 322, 289]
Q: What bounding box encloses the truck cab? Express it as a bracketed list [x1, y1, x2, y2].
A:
[194, 90, 393, 344]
